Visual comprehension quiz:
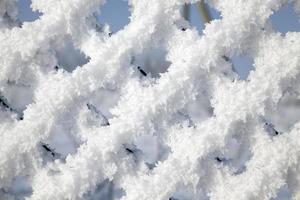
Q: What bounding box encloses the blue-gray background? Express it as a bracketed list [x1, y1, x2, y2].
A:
[16, 0, 300, 80]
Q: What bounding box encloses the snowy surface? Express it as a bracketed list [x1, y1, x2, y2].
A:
[0, 0, 300, 199]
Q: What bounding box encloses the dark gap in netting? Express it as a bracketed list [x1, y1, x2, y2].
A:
[16, 0, 42, 23]
[54, 36, 90, 72]
[270, 2, 300, 35]
[85, 88, 120, 128]
[122, 134, 171, 170]
[180, 1, 221, 34]
[0, 92, 24, 120]
[264, 75, 300, 133]
[229, 54, 254, 80]
[260, 116, 281, 137]
[0, 176, 32, 200]
[52, 131, 79, 157]
[0, 76, 37, 120]
[135, 134, 170, 170]
[39, 142, 63, 165]
[131, 48, 171, 79]
[83, 179, 125, 200]
[40, 129, 77, 163]
[44, 109, 80, 159]
[170, 92, 213, 128]
[214, 120, 253, 175]
[96, 0, 130, 34]
[122, 143, 143, 167]
[1, 64, 36, 120]
[87, 103, 110, 126]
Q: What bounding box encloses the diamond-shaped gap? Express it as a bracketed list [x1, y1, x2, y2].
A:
[270, 2, 300, 35]
[43, 124, 78, 160]
[96, 0, 130, 34]
[213, 120, 254, 175]
[136, 134, 171, 169]
[54, 36, 90, 72]
[131, 47, 171, 79]
[0, 176, 32, 199]
[264, 74, 300, 133]
[36, 119, 78, 168]
[0, 1, 21, 28]
[1, 70, 37, 120]
[170, 90, 214, 129]
[229, 54, 254, 80]
[16, 0, 42, 23]
[181, 1, 221, 34]
[271, 185, 292, 200]
[0, 90, 27, 120]
[122, 134, 170, 171]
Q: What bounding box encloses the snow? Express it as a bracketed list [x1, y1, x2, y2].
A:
[0, 0, 300, 199]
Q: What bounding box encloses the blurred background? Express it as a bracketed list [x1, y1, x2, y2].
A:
[16, 0, 300, 80]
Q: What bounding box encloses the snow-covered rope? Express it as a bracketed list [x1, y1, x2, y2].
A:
[29, 0, 300, 199]
[0, 0, 299, 199]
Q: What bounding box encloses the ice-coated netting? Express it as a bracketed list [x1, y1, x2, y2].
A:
[0, 0, 300, 199]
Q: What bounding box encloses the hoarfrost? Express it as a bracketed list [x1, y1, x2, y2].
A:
[0, 0, 300, 199]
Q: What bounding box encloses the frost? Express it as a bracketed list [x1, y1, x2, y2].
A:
[0, 0, 300, 199]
